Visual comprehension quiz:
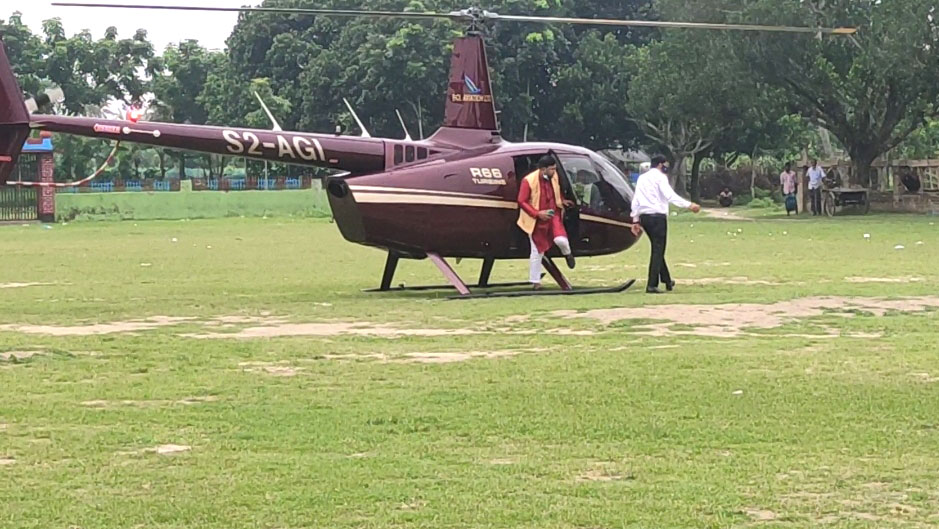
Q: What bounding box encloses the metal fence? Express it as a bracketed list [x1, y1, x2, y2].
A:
[192, 176, 313, 191]
[0, 186, 37, 221]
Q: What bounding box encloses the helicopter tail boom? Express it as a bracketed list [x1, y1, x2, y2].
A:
[0, 40, 31, 183]
[27, 114, 388, 175]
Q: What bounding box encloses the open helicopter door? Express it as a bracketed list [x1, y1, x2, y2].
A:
[550, 151, 582, 245]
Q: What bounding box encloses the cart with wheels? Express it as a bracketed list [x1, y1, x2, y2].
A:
[823, 187, 870, 217]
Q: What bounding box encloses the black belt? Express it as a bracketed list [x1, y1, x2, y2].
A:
[639, 213, 667, 218]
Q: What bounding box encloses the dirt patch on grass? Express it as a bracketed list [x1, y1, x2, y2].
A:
[397, 350, 522, 364]
[0, 457, 15, 465]
[576, 466, 628, 483]
[322, 348, 543, 364]
[239, 361, 303, 377]
[744, 508, 778, 521]
[702, 209, 754, 221]
[0, 313, 573, 340]
[189, 322, 479, 339]
[0, 350, 46, 361]
[121, 443, 192, 456]
[0, 316, 194, 336]
[556, 296, 939, 338]
[153, 444, 190, 455]
[178, 396, 218, 405]
[844, 276, 925, 284]
[81, 396, 218, 408]
[0, 282, 52, 289]
[684, 276, 787, 286]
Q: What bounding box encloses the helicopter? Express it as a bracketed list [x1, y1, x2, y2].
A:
[0, 3, 856, 298]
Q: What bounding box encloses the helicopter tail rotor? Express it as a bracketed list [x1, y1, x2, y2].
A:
[24, 87, 66, 114]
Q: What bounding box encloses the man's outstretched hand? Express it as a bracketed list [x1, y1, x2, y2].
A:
[690, 203, 702, 213]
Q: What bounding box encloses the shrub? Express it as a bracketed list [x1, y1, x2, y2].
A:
[747, 197, 777, 209]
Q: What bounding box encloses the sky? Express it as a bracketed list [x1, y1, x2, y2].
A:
[8, 0, 252, 52]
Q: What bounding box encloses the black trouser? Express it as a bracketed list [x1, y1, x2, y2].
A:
[810, 187, 822, 215]
[639, 214, 671, 291]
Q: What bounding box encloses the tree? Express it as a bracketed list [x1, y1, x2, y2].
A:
[223, 0, 654, 148]
[896, 120, 939, 159]
[152, 40, 215, 179]
[5, 18, 157, 180]
[738, 0, 939, 186]
[626, 37, 722, 198]
[0, 12, 46, 96]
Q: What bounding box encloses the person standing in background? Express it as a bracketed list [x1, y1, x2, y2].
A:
[807, 160, 826, 216]
[780, 162, 798, 215]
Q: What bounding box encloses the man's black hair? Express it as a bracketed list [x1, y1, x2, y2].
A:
[650, 155, 668, 167]
[537, 155, 556, 169]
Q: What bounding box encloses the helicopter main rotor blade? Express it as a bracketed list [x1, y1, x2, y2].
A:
[51, 2, 857, 35]
[489, 14, 857, 35]
[51, 3, 463, 21]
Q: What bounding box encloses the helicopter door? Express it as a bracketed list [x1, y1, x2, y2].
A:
[557, 155, 609, 244]
[548, 153, 581, 243]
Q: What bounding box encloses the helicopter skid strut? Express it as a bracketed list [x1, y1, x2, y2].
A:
[364, 251, 635, 299]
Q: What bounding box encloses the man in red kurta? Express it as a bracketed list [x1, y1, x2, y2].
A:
[517, 155, 575, 289]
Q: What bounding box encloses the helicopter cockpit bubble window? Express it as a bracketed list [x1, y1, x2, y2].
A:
[589, 152, 635, 217]
[558, 154, 631, 217]
[557, 155, 601, 207]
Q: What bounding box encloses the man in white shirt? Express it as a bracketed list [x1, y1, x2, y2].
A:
[630, 155, 702, 294]
[806, 160, 826, 216]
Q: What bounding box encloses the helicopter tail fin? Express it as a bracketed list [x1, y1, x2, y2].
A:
[0, 38, 30, 183]
[444, 35, 499, 132]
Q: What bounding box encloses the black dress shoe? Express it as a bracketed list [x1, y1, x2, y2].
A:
[666, 280, 675, 292]
[565, 254, 576, 269]
[645, 287, 663, 294]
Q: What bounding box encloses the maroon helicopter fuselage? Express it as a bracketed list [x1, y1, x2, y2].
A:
[326, 129, 638, 260]
[0, 33, 639, 274]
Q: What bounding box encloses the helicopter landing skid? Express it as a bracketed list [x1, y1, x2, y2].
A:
[365, 251, 633, 299]
[448, 279, 637, 300]
[363, 279, 540, 293]
[364, 253, 545, 293]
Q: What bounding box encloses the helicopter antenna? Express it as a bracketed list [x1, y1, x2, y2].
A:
[417, 99, 424, 140]
[395, 109, 413, 141]
[522, 80, 531, 142]
[253, 91, 283, 132]
[342, 97, 371, 138]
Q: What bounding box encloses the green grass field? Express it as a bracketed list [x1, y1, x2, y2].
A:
[54, 189, 331, 222]
[2, 211, 939, 528]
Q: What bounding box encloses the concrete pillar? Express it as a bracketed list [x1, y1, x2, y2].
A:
[38, 152, 54, 223]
